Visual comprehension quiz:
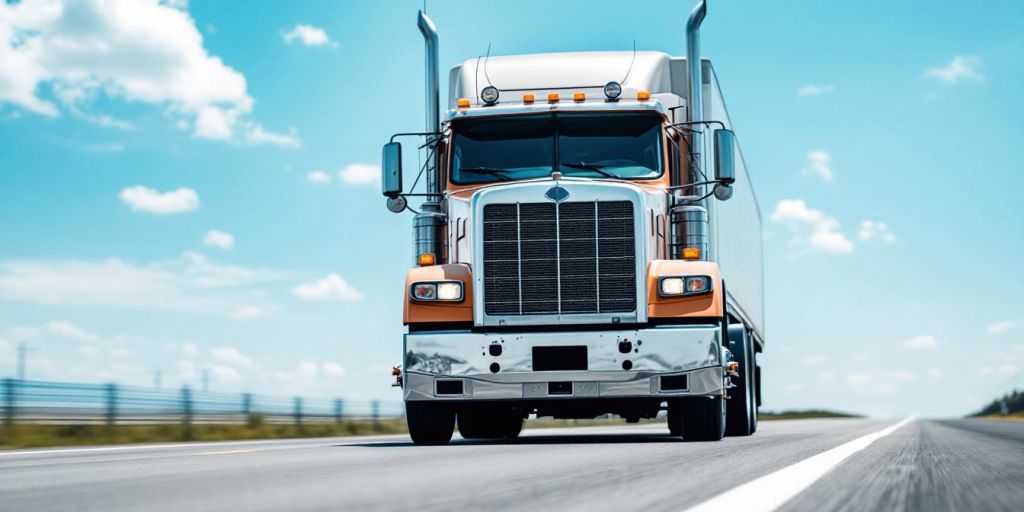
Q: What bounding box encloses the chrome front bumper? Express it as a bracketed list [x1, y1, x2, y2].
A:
[403, 324, 723, 401]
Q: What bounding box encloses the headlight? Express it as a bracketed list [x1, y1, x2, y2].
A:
[411, 281, 464, 302]
[658, 275, 713, 297]
[603, 81, 622, 100]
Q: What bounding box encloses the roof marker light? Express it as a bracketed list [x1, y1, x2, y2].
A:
[637, 90, 651, 101]
[603, 81, 622, 101]
[548, 93, 560, 103]
[523, 93, 535, 103]
[573, 92, 586, 102]
[457, 98, 470, 108]
[481, 86, 500, 105]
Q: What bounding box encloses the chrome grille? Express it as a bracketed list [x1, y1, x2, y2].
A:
[483, 201, 636, 316]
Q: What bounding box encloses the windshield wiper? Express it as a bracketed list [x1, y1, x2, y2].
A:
[457, 166, 513, 181]
[560, 162, 620, 179]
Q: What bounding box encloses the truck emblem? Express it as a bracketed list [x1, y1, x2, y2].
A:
[545, 186, 570, 202]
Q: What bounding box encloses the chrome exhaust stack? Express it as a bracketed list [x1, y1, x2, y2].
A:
[686, 0, 707, 158]
[415, 10, 444, 264]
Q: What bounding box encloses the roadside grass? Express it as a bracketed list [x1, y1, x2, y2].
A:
[0, 416, 408, 450]
[977, 412, 1024, 421]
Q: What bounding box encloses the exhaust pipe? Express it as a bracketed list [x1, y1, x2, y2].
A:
[686, 0, 707, 140]
[414, 10, 444, 264]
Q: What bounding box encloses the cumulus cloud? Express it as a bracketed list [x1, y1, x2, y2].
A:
[0, 0, 297, 146]
[339, 163, 380, 185]
[46, 320, 99, 342]
[987, 321, 1015, 336]
[230, 305, 267, 320]
[858, 221, 896, 243]
[925, 56, 984, 83]
[306, 170, 331, 183]
[120, 186, 199, 214]
[0, 252, 283, 313]
[904, 335, 937, 349]
[797, 84, 834, 96]
[978, 364, 1019, 378]
[282, 24, 335, 47]
[293, 273, 362, 301]
[211, 346, 254, 369]
[770, 199, 853, 253]
[802, 151, 834, 182]
[203, 229, 234, 249]
[210, 364, 241, 383]
[181, 342, 200, 358]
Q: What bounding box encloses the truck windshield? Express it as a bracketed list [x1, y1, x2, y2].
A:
[450, 112, 663, 185]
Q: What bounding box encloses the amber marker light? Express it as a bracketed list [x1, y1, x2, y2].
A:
[682, 247, 701, 260]
[457, 98, 471, 108]
[573, 92, 586, 102]
[417, 253, 436, 266]
[548, 93, 560, 103]
[523, 93, 535, 103]
[637, 90, 651, 101]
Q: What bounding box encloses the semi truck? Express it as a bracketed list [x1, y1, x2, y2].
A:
[382, 0, 763, 445]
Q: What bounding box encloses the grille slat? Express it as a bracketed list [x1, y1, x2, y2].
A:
[483, 200, 636, 316]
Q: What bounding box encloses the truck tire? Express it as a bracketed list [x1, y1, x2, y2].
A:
[406, 402, 455, 445]
[458, 409, 523, 440]
[671, 395, 725, 441]
[725, 325, 756, 436]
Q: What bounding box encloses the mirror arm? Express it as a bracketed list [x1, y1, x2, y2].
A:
[666, 120, 726, 131]
[389, 131, 443, 144]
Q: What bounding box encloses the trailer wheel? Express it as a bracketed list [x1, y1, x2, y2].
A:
[458, 409, 522, 440]
[725, 325, 756, 436]
[406, 402, 455, 445]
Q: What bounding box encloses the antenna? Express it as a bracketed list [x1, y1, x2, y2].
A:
[621, 39, 637, 84]
[483, 42, 494, 87]
[474, 54, 483, 103]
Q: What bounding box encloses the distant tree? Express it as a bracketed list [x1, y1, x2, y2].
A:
[973, 389, 1023, 416]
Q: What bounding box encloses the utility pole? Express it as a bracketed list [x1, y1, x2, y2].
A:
[16, 343, 27, 382]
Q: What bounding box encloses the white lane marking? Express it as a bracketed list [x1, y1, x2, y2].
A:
[684, 417, 915, 512]
[198, 449, 259, 456]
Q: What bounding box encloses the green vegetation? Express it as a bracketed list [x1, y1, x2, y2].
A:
[757, 409, 862, 420]
[971, 389, 1024, 418]
[0, 415, 409, 450]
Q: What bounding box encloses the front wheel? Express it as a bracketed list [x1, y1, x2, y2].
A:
[406, 402, 455, 445]
[671, 395, 725, 441]
[726, 325, 757, 436]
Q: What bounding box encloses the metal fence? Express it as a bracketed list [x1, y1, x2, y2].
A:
[1, 378, 404, 426]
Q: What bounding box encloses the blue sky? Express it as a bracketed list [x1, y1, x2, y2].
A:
[0, 0, 1021, 417]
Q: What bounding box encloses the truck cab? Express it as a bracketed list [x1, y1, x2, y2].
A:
[384, 1, 763, 445]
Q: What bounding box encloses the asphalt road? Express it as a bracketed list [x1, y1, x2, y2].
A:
[0, 418, 1021, 512]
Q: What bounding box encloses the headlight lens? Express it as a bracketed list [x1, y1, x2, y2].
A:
[411, 281, 464, 302]
[481, 86, 500, 105]
[604, 81, 622, 100]
[658, 275, 712, 297]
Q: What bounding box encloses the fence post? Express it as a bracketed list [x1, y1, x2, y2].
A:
[293, 397, 303, 427]
[105, 383, 118, 426]
[2, 378, 14, 426]
[242, 393, 252, 418]
[334, 399, 343, 425]
[371, 400, 380, 429]
[181, 385, 193, 438]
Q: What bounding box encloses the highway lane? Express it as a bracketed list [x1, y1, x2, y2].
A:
[0, 418, 1021, 511]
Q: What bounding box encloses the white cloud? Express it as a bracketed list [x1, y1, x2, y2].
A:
[306, 170, 331, 183]
[987, 321, 1015, 336]
[925, 56, 984, 83]
[181, 342, 200, 358]
[120, 186, 199, 214]
[211, 346, 254, 369]
[979, 364, 1019, 378]
[46, 320, 99, 342]
[203, 229, 234, 249]
[282, 24, 335, 47]
[210, 364, 240, 383]
[323, 362, 345, 378]
[230, 305, 266, 320]
[0, 0, 297, 145]
[928, 369, 943, 379]
[797, 84, 834, 96]
[904, 335, 937, 349]
[0, 252, 283, 313]
[770, 199, 853, 253]
[293, 273, 362, 301]
[802, 151, 834, 182]
[339, 163, 380, 185]
[858, 220, 896, 243]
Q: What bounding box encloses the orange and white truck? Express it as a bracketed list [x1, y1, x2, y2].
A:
[383, 0, 763, 445]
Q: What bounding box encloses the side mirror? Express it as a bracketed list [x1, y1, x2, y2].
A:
[382, 142, 403, 198]
[713, 129, 736, 186]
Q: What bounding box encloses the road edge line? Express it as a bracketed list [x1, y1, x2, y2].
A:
[682, 417, 916, 512]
